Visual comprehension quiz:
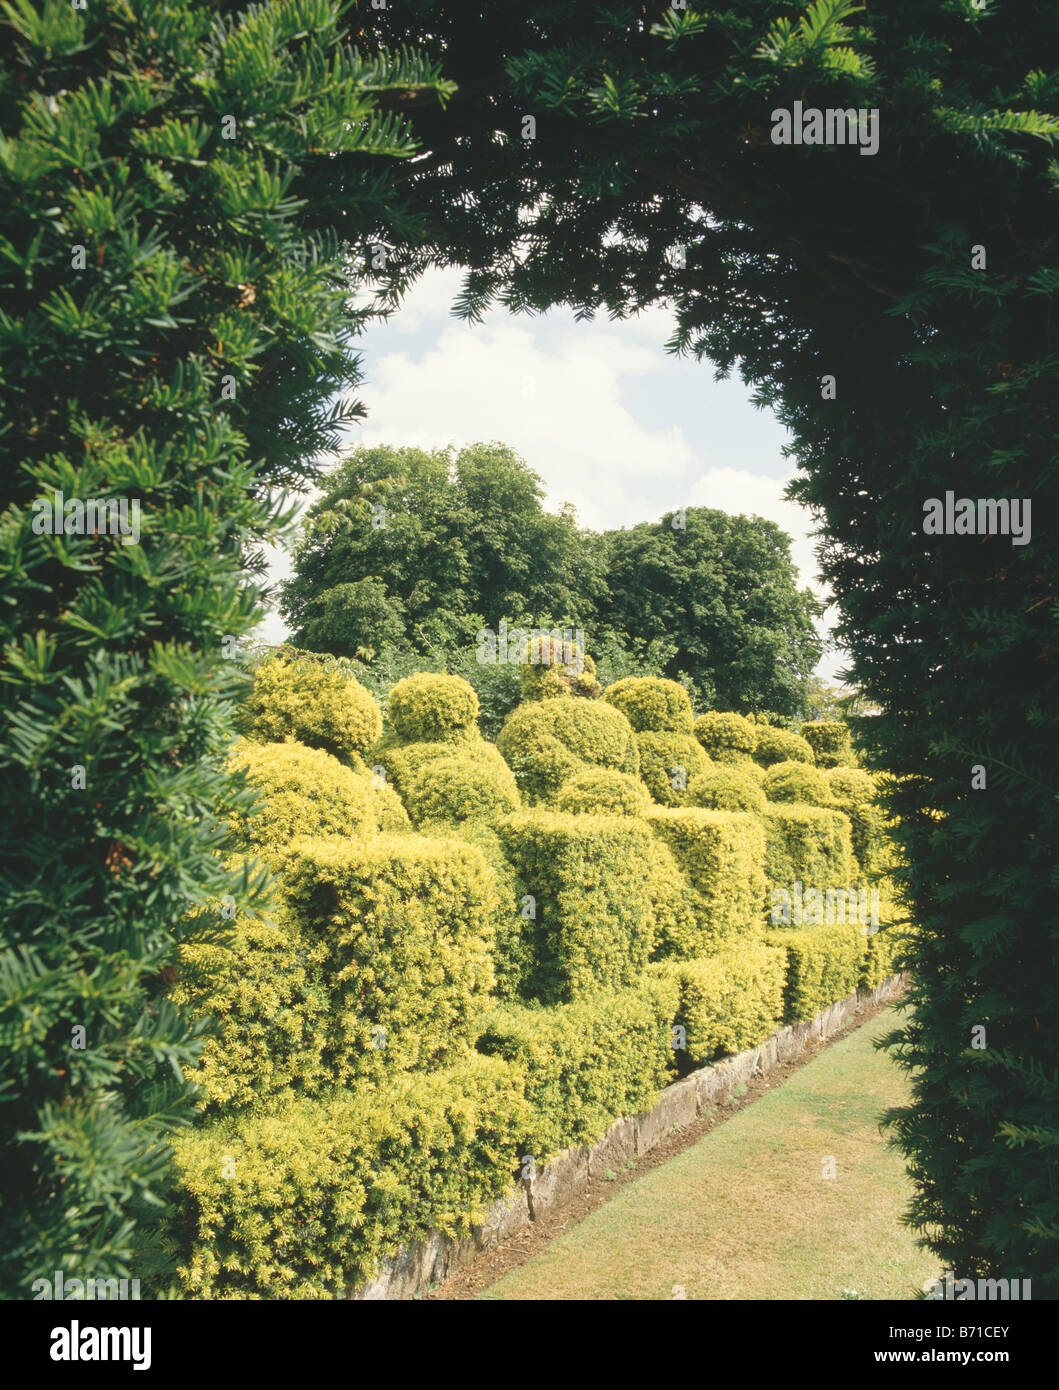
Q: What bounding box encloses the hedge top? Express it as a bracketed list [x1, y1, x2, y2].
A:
[762, 760, 834, 807]
[387, 672, 480, 742]
[241, 653, 382, 765]
[693, 710, 757, 760]
[753, 724, 816, 767]
[602, 676, 695, 734]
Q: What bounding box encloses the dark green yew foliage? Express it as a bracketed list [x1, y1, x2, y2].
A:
[372, 0, 1059, 1289]
[0, 0, 447, 1295]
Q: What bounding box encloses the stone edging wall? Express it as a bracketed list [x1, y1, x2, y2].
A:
[352, 973, 907, 1300]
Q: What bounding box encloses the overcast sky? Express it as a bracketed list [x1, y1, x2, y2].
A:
[258, 265, 849, 684]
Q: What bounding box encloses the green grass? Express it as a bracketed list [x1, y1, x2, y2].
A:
[479, 1006, 935, 1300]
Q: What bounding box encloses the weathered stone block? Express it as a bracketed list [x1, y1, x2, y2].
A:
[635, 1078, 697, 1155]
[526, 1145, 589, 1221]
[589, 1116, 636, 1179]
[472, 1186, 530, 1251]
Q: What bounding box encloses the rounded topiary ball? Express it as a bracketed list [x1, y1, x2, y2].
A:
[634, 730, 710, 806]
[241, 653, 382, 765]
[386, 672, 479, 743]
[753, 724, 816, 767]
[800, 720, 854, 768]
[557, 768, 652, 816]
[602, 676, 695, 734]
[496, 697, 640, 803]
[826, 766, 876, 805]
[762, 759, 833, 806]
[693, 710, 757, 762]
[229, 738, 409, 859]
[403, 753, 520, 827]
[687, 764, 767, 814]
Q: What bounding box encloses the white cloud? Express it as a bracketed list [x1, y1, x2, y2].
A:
[257, 267, 851, 682]
[355, 315, 697, 531]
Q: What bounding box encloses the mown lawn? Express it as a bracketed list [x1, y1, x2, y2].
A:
[479, 1006, 937, 1300]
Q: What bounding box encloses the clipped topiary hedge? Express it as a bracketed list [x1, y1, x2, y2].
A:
[826, 767, 889, 880]
[495, 811, 656, 1003]
[762, 759, 834, 807]
[826, 767, 876, 804]
[763, 804, 855, 893]
[556, 767, 652, 817]
[800, 720, 855, 768]
[753, 724, 816, 767]
[173, 874, 331, 1117]
[653, 941, 787, 1069]
[444, 822, 529, 1002]
[282, 833, 498, 1082]
[387, 672, 480, 743]
[369, 733, 471, 798]
[602, 676, 695, 734]
[861, 922, 905, 990]
[644, 834, 706, 960]
[402, 751, 520, 828]
[229, 738, 409, 862]
[241, 653, 382, 765]
[476, 974, 680, 1161]
[645, 807, 767, 955]
[634, 730, 711, 806]
[171, 1053, 527, 1300]
[766, 924, 865, 1023]
[693, 710, 757, 763]
[688, 763, 767, 814]
[521, 634, 601, 701]
[496, 696, 639, 804]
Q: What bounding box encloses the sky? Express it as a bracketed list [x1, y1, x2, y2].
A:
[258, 265, 849, 684]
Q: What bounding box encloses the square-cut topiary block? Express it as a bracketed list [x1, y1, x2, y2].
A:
[762, 804, 855, 895]
[282, 832, 498, 1081]
[651, 941, 787, 1069]
[645, 807, 767, 955]
[476, 973, 680, 1161]
[495, 811, 657, 1003]
[860, 911, 907, 989]
[766, 922, 866, 1023]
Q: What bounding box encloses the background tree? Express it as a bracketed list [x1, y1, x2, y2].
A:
[355, 0, 1059, 1288]
[284, 446, 820, 718]
[0, 0, 448, 1296]
[596, 508, 821, 718]
[280, 441, 603, 655]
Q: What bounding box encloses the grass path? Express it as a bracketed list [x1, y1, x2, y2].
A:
[478, 1007, 935, 1300]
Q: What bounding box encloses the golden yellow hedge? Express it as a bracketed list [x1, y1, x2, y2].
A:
[602, 676, 695, 733]
[496, 696, 639, 804]
[495, 811, 657, 1002]
[227, 737, 409, 865]
[240, 653, 381, 764]
[646, 807, 767, 954]
[281, 832, 498, 1082]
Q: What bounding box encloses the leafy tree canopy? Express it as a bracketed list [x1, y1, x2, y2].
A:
[340, 0, 1059, 1288]
[283, 444, 821, 718]
[596, 506, 822, 716]
[280, 441, 603, 654]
